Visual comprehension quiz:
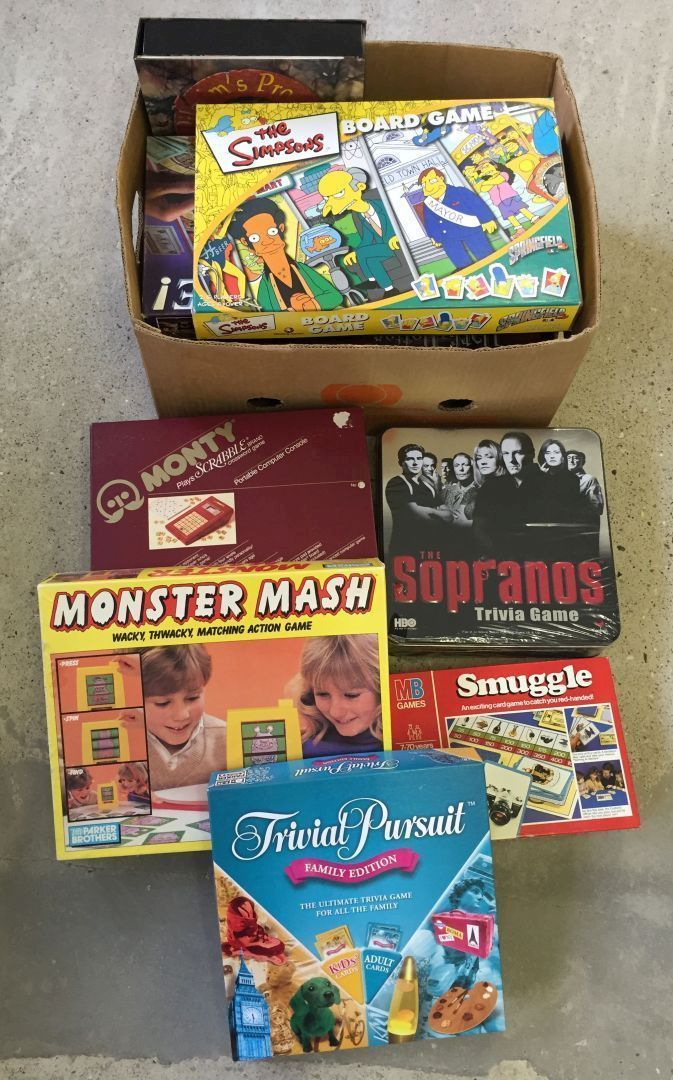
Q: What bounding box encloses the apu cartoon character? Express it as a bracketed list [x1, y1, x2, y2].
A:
[96, 479, 144, 524]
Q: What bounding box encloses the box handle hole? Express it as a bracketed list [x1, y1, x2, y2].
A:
[247, 397, 284, 409]
[438, 398, 475, 412]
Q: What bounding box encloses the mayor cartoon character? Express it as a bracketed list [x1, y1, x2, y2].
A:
[418, 166, 498, 270]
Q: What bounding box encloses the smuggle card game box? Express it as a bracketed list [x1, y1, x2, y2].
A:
[37, 560, 389, 858]
[142, 135, 195, 337]
[381, 427, 619, 652]
[191, 99, 581, 340]
[207, 750, 505, 1059]
[134, 19, 366, 137]
[390, 659, 639, 841]
[90, 407, 376, 570]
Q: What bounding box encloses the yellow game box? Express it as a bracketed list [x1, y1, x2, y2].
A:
[192, 98, 582, 340]
[37, 560, 390, 859]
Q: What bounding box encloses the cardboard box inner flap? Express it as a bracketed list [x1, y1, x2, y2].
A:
[117, 41, 600, 427]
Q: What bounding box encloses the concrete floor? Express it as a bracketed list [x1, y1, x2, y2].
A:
[2, 1, 673, 1078]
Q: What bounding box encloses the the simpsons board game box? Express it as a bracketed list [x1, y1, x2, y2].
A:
[208, 750, 505, 1059]
[381, 427, 619, 652]
[390, 659, 639, 841]
[142, 135, 196, 337]
[37, 560, 389, 859]
[135, 19, 366, 136]
[90, 407, 376, 570]
[192, 98, 581, 340]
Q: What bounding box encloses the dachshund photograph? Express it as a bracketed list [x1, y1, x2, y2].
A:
[289, 977, 341, 1052]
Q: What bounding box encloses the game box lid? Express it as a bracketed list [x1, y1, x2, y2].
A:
[381, 427, 619, 652]
[90, 406, 377, 570]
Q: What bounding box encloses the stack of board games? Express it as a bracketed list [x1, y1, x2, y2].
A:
[389, 659, 639, 841]
[381, 427, 619, 652]
[134, 18, 366, 136]
[207, 749, 505, 1058]
[142, 135, 195, 337]
[37, 560, 389, 858]
[191, 99, 581, 340]
[90, 407, 376, 570]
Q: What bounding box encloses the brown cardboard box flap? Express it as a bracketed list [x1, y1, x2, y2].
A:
[116, 40, 600, 428]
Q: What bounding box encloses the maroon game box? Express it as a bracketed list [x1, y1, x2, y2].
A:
[90, 408, 377, 569]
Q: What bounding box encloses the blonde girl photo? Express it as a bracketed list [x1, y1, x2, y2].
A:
[292, 634, 383, 757]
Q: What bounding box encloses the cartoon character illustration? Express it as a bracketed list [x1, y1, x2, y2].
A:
[485, 113, 563, 203]
[96, 479, 144, 524]
[222, 897, 287, 966]
[471, 160, 535, 235]
[198, 240, 247, 304]
[318, 168, 401, 294]
[228, 197, 343, 312]
[417, 167, 498, 270]
[532, 108, 560, 157]
[289, 977, 341, 1052]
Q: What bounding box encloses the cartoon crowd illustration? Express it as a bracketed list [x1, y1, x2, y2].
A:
[198, 103, 564, 313]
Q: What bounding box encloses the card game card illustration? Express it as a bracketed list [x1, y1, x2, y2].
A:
[381, 427, 619, 652]
[389, 658, 639, 840]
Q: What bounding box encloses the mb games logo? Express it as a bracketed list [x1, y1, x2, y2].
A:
[395, 677, 425, 703]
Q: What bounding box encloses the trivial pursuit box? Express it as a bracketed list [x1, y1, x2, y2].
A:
[390, 659, 639, 841]
[208, 750, 504, 1060]
[90, 407, 376, 570]
[192, 98, 581, 340]
[37, 560, 389, 859]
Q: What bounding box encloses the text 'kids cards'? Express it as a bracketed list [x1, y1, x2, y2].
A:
[192, 99, 581, 340]
[37, 560, 389, 858]
[389, 658, 639, 840]
[208, 750, 505, 1060]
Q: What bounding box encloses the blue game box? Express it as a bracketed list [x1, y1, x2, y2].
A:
[208, 750, 505, 1059]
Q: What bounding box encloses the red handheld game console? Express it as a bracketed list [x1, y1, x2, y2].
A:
[165, 496, 234, 544]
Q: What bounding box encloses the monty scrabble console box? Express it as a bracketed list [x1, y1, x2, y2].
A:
[192, 98, 581, 340]
[90, 407, 376, 570]
[38, 561, 389, 858]
[208, 750, 505, 1059]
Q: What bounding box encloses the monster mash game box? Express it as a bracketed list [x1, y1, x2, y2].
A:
[208, 750, 504, 1059]
[90, 407, 376, 570]
[390, 659, 639, 841]
[191, 98, 581, 340]
[142, 136, 195, 337]
[135, 19, 366, 136]
[381, 427, 619, 652]
[37, 560, 389, 859]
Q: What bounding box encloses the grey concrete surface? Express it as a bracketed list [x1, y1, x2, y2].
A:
[1, 1, 673, 1078]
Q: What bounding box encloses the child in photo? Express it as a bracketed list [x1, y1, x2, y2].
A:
[293, 635, 383, 757]
[118, 762, 151, 806]
[139, 645, 226, 790]
[65, 767, 95, 809]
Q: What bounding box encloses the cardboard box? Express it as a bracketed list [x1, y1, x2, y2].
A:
[117, 41, 600, 428]
[90, 406, 377, 569]
[208, 749, 504, 1058]
[389, 659, 639, 840]
[192, 98, 581, 340]
[38, 559, 389, 858]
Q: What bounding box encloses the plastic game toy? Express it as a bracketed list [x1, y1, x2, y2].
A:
[80, 716, 130, 765]
[96, 780, 119, 813]
[165, 495, 234, 544]
[76, 662, 125, 710]
[226, 699, 303, 770]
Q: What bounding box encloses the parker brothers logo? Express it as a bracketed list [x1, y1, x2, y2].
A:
[203, 111, 340, 175]
[231, 796, 466, 864]
[95, 423, 236, 524]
